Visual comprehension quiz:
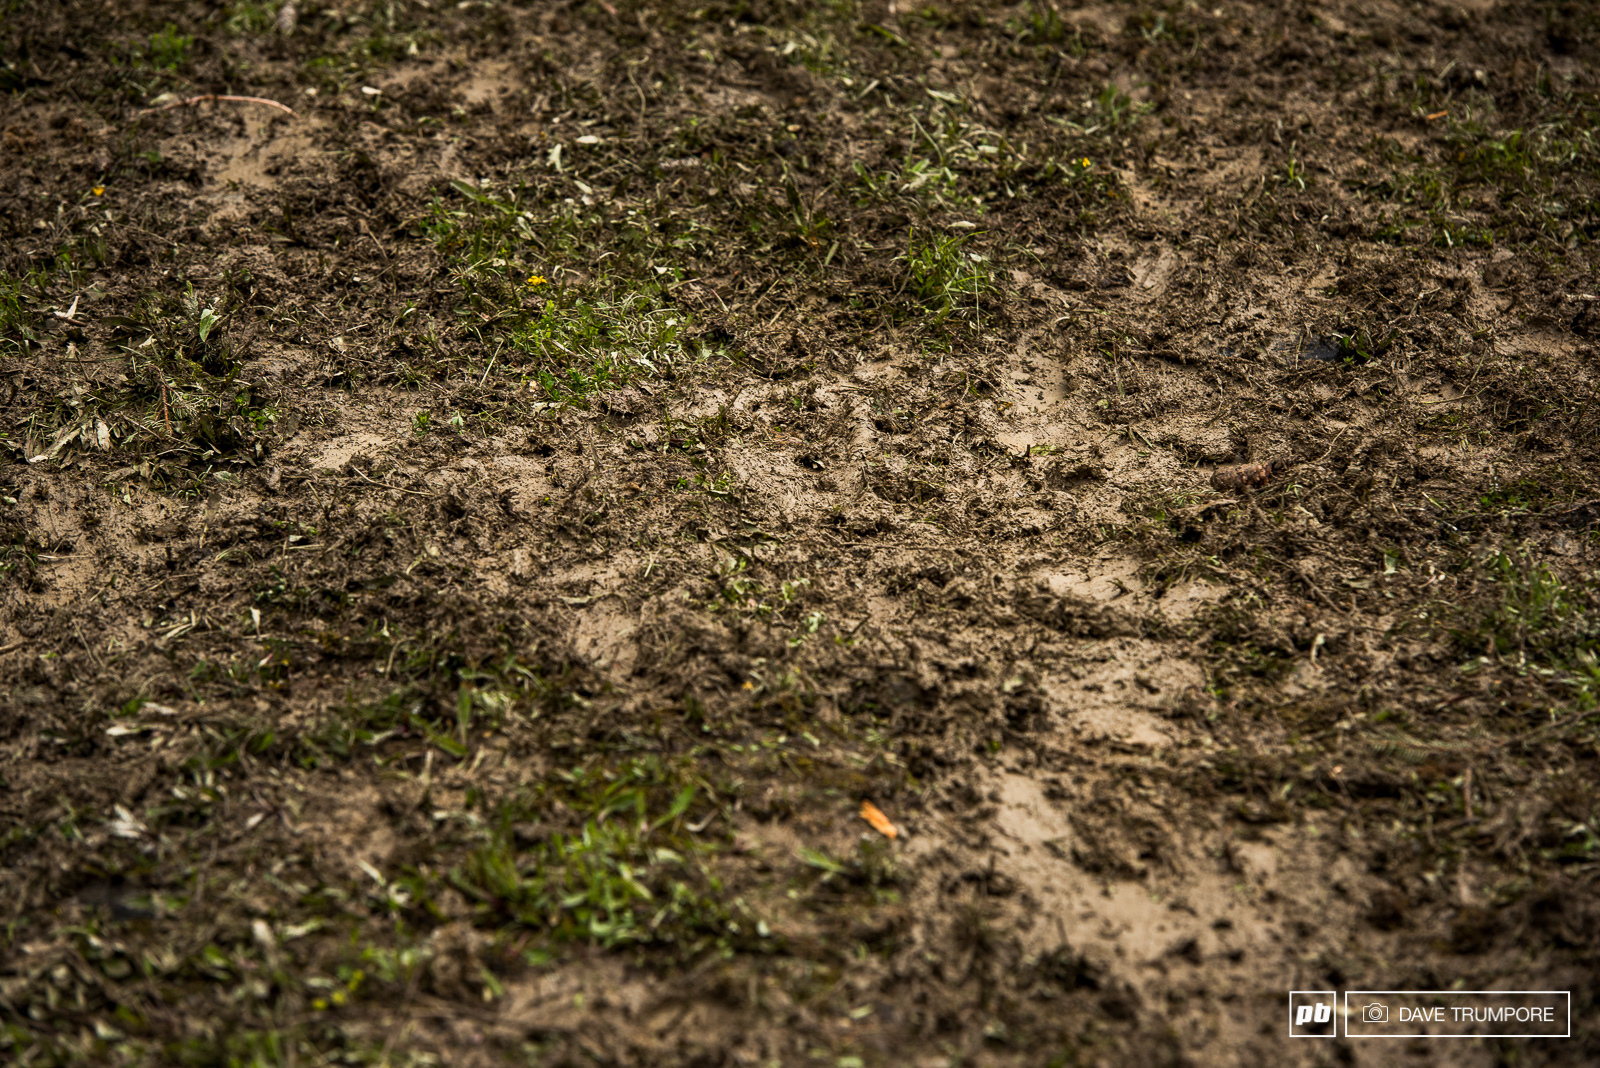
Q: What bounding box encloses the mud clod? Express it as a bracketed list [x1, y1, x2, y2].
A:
[1209, 458, 1291, 493]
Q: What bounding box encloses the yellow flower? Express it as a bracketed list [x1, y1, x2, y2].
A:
[331, 990, 347, 1006]
[313, 998, 329, 1011]
[526, 274, 548, 287]
[92, 185, 105, 196]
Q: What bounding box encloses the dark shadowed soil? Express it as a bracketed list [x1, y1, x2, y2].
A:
[3, 0, 1600, 1064]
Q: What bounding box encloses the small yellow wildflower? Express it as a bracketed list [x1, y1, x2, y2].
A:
[92, 185, 105, 196]
[526, 274, 548, 287]
[312, 998, 329, 1011]
[331, 990, 347, 1006]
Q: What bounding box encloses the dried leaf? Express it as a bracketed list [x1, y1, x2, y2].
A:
[860, 800, 898, 839]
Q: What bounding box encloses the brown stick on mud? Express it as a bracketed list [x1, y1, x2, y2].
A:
[1210, 457, 1291, 493]
[134, 94, 299, 120]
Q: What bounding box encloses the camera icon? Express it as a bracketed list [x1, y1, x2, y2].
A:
[1362, 1003, 1390, 1024]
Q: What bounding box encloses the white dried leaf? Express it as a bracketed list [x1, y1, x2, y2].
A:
[109, 805, 147, 839]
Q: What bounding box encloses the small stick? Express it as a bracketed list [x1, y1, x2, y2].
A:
[74, 622, 107, 672]
[135, 94, 298, 120]
[161, 381, 173, 434]
[348, 465, 432, 498]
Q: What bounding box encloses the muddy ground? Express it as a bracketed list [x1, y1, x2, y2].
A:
[3, 0, 1600, 1064]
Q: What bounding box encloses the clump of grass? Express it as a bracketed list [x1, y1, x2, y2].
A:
[422, 179, 691, 293]
[1459, 553, 1595, 658]
[1360, 110, 1600, 247]
[1453, 551, 1600, 709]
[852, 108, 1061, 210]
[1328, 322, 1399, 364]
[223, 2, 279, 35]
[295, 3, 437, 91]
[1009, 2, 1078, 47]
[1084, 83, 1148, 135]
[144, 23, 193, 70]
[0, 211, 110, 357]
[900, 227, 992, 324]
[419, 179, 538, 281]
[852, 156, 964, 207]
[416, 179, 724, 400]
[450, 758, 762, 956]
[8, 286, 277, 486]
[510, 289, 699, 402]
[0, 273, 40, 355]
[295, 653, 559, 765]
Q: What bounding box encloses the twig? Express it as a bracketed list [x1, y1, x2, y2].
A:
[74, 622, 106, 672]
[134, 94, 298, 120]
[58, 353, 131, 364]
[1520, 706, 1600, 742]
[381, 640, 409, 677]
[1126, 424, 1158, 452]
[160, 381, 173, 434]
[377, 962, 425, 1066]
[1314, 429, 1348, 463]
[348, 465, 433, 498]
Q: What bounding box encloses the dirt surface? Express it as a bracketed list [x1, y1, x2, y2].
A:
[3, 0, 1600, 1064]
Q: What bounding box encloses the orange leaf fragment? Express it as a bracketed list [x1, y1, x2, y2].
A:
[860, 800, 898, 839]
[1425, 110, 1448, 121]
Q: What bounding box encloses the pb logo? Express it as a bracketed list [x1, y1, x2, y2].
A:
[1297, 1004, 1332, 1026]
[1289, 991, 1337, 1038]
